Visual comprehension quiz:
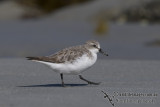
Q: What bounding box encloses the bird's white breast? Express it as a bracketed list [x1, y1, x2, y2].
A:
[35, 53, 97, 75]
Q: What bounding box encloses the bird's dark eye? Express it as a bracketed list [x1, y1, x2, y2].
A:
[93, 45, 96, 47]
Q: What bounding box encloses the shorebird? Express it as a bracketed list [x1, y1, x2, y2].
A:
[26, 40, 108, 86]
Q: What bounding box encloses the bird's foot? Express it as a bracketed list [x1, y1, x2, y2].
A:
[87, 81, 101, 85]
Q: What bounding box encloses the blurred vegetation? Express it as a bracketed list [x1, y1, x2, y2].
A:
[95, 19, 109, 35]
[17, 0, 91, 13]
[146, 39, 160, 47]
[112, 0, 160, 24]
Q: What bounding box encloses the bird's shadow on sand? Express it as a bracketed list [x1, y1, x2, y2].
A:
[18, 84, 88, 87]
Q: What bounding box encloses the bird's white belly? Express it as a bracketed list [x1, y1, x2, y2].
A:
[35, 54, 97, 75]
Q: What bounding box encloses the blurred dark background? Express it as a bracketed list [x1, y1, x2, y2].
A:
[0, 0, 160, 60]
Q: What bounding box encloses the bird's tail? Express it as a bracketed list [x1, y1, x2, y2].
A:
[26, 57, 41, 61]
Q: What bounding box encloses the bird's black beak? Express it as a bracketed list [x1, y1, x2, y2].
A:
[99, 48, 108, 56]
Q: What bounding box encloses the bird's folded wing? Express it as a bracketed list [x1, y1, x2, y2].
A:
[27, 46, 89, 63]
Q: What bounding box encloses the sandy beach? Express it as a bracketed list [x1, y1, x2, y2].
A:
[0, 58, 159, 107]
[0, 0, 160, 107]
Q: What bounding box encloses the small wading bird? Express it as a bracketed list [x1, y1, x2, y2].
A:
[26, 40, 108, 87]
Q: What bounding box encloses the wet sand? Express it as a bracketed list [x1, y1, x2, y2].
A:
[0, 58, 159, 107]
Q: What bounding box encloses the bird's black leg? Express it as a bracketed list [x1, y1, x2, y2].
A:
[79, 75, 101, 85]
[60, 73, 65, 87]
